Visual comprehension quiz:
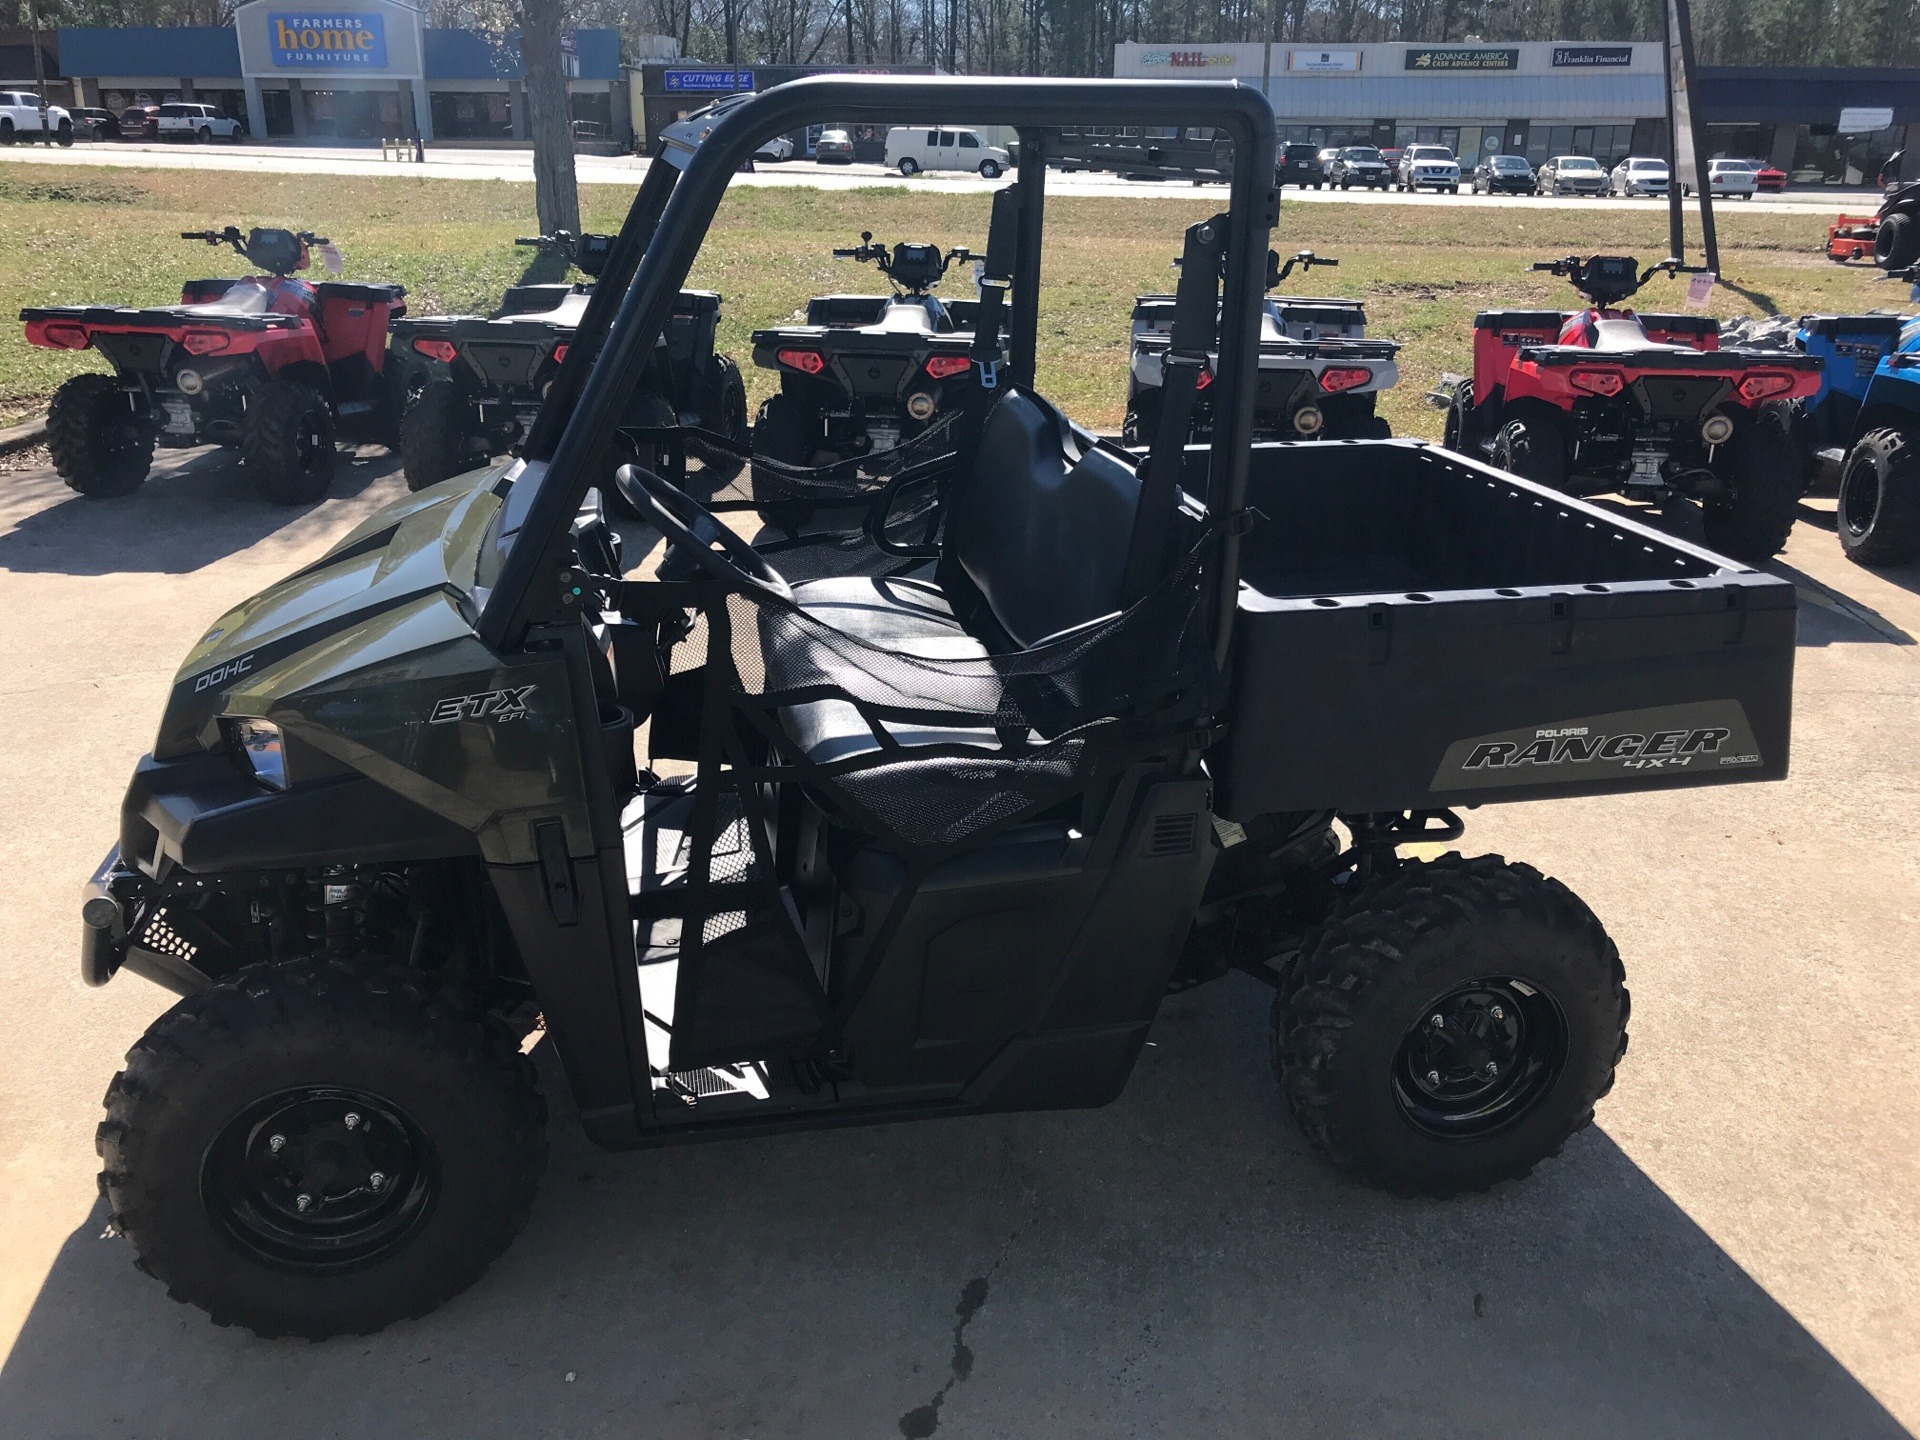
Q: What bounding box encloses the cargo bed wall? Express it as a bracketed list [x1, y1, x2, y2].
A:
[1214, 441, 1796, 817]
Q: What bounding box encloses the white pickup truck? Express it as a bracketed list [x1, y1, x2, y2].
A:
[0, 90, 73, 145]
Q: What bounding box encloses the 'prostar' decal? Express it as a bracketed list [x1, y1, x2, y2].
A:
[429, 685, 536, 724]
[1432, 701, 1761, 792]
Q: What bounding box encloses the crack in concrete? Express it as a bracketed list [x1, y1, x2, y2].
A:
[897, 1271, 994, 1438]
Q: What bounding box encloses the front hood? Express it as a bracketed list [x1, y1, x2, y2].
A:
[153, 462, 515, 757]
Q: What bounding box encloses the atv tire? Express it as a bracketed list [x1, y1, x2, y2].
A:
[243, 381, 336, 504]
[1491, 408, 1568, 489]
[1702, 413, 1800, 563]
[399, 379, 480, 493]
[750, 392, 818, 531]
[694, 353, 750, 483]
[1273, 853, 1628, 1198]
[47, 373, 154, 498]
[1441, 381, 1474, 454]
[97, 958, 546, 1339]
[1875, 213, 1918, 271]
[1836, 426, 1920, 568]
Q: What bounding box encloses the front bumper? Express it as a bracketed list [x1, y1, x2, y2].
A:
[80, 846, 206, 995]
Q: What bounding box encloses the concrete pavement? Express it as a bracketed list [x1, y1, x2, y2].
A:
[0, 445, 1915, 1438]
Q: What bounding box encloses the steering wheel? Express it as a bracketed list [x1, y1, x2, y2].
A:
[613, 464, 792, 600]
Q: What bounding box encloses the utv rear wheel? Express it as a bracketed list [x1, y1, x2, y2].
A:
[97, 958, 546, 1339]
[1836, 426, 1920, 568]
[1701, 414, 1800, 563]
[243, 381, 335, 504]
[399, 379, 480, 492]
[1273, 853, 1628, 1197]
[1491, 408, 1567, 488]
[1874, 214, 1918, 270]
[47, 373, 154, 498]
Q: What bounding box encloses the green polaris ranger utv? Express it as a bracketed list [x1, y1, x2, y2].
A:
[80, 76, 1796, 1339]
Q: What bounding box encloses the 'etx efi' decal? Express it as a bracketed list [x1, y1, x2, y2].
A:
[1432, 701, 1762, 791]
[270, 13, 388, 68]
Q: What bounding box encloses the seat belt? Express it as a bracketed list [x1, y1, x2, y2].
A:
[1123, 214, 1224, 604]
[951, 184, 1022, 469]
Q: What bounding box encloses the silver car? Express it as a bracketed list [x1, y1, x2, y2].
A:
[1610, 156, 1669, 198]
[1539, 155, 1608, 196]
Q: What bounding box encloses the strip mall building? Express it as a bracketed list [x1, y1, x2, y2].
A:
[1113, 40, 1919, 186]
[23, 0, 634, 144]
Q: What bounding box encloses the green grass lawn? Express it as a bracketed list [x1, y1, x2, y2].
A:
[0, 164, 1888, 436]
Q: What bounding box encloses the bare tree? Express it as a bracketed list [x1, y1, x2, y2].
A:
[518, 0, 581, 235]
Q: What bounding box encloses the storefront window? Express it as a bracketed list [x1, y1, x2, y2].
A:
[432, 90, 512, 139]
[1782, 123, 1901, 185]
[303, 88, 402, 140]
[570, 90, 612, 138]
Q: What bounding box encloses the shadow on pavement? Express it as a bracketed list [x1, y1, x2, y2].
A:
[0, 444, 400, 576]
[0, 979, 1907, 1440]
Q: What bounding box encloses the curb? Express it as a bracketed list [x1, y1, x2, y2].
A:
[0, 416, 48, 456]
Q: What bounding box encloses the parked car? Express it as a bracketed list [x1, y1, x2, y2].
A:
[754, 132, 795, 162]
[1754, 162, 1787, 193]
[884, 125, 1008, 177]
[119, 104, 159, 139]
[1610, 155, 1670, 198]
[0, 89, 72, 144]
[1471, 153, 1536, 195]
[156, 102, 243, 143]
[1277, 141, 1325, 188]
[1328, 145, 1391, 189]
[1537, 155, 1607, 196]
[1397, 144, 1460, 193]
[68, 106, 122, 141]
[1316, 146, 1340, 178]
[814, 127, 855, 163]
[656, 92, 754, 166]
[1708, 158, 1759, 199]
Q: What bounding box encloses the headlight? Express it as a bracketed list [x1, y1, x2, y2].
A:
[229, 717, 286, 790]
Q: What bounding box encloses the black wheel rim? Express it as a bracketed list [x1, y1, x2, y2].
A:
[201, 1086, 437, 1272]
[1839, 465, 1879, 538]
[1392, 978, 1568, 1139]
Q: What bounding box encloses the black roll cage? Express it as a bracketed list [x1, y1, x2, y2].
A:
[477, 75, 1278, 669]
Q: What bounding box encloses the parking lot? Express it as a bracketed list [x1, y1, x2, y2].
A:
[0, 136, 1882, 213]
[0, 433, 1915, 1437]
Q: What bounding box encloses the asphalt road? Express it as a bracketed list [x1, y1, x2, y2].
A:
[0, 137, 1884, 214]
[0, 442, 1916, 1438]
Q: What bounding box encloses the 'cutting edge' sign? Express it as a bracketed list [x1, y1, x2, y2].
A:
[270, 13, 388, 68]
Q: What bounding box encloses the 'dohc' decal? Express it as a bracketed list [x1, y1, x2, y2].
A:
[1432, 701, 1762, 791]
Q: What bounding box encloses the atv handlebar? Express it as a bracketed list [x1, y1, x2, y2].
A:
[1271, 249, 1336, 287]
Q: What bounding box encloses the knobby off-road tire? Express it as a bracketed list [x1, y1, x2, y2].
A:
[694, 353, 750, 483]
[1836, 426, 1920, 568]
[47, 373, 154, 497]
[1273, 853, 1628, 1197]
[243, 380, 336, 504]
[1441, 382, 1473, 454]
[1875, 213, 1918, 271]
[399, 379, 479, 492]
[748, 391, 818, 532]
[1702, 411, 1801, 563]
[97, 958, 547, 1339]
[1491, 407, 1568, 489]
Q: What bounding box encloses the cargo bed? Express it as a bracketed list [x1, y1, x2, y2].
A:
[1213, 440, 1795, 817]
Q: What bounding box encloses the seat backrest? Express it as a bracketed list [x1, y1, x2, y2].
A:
[941, 389, 1143, 650]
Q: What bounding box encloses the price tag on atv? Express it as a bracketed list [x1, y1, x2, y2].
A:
[1686, 271, 1716, 307]
[318, 243, 345, 276]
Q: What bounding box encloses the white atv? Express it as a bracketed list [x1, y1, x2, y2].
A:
[1124, 249, 1400, 443]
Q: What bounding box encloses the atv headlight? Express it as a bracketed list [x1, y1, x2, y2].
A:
[228, 718, 286, 790]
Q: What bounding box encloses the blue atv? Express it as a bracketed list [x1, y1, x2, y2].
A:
[1832, 268, 1920, 566]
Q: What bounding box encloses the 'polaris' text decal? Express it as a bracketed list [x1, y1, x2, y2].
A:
[1431, 701, 1762, 791]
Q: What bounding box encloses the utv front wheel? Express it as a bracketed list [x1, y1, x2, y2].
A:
[243, 381, 336, 504]
[97, 959, 546, 1339]
[47, 373, 154, 498]
[1836, 426, 1920, 568]
[399, 379, 480, 492]
[1274, 854, 1628, 1197]
[1491, 408, 1567, 489]
[1702, 414, 1800, 563]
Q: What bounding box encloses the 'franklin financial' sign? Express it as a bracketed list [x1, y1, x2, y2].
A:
[270, 13, 388, 68]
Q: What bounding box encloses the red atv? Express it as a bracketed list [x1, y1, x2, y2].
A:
[1436, 254, 1822, 563]
[21, 226, 406, 504]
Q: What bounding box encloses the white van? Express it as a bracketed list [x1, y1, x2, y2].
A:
[884, 126, 1011, 178]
